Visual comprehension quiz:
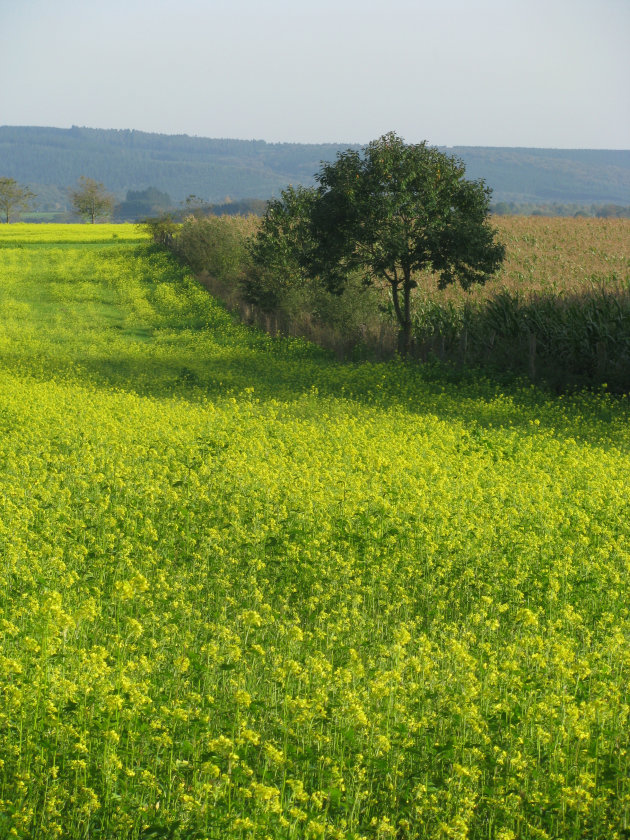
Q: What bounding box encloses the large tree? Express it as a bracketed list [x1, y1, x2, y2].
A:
[253, 133, 506, 355]
[0, 177, 35, 223]
[70, 176, 114, 223]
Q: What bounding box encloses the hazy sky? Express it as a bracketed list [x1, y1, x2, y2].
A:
[1, 0, 628, 148]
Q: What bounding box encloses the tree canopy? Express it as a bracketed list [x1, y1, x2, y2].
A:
[253, 133, 506, 354]
[114, 186, 172, 221]
[69, 177, 114, 223]
[0, 177, 35, 223]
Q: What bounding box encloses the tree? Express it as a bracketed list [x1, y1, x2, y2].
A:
[70, 177, 114, 223]
[0, 177, 36, 223]
[183, 194, 209, 217]
[246, 184, 320, 311]
[253, 133, 506, 355]
[142, 213, 179, 247]
[252, 185, 316, 279]
[115, 187, 172, 221]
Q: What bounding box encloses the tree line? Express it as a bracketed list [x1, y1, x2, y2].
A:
[0, 176, 114, 224]
[492, 200, 630, 218]
[0, 177, 273, 223]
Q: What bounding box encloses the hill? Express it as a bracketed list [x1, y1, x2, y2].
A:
[1, 125, 629, 212]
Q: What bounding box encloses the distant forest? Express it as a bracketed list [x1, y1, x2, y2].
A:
[1, 125, 629, 218]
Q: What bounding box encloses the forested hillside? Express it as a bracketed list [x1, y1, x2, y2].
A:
[1, 125, 629, 211]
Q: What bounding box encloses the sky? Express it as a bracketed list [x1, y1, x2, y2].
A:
[1, 0, 628, 149]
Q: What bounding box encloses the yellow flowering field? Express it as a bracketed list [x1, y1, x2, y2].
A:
[0, 225, 629, 839]
[0, 223, 147, 244]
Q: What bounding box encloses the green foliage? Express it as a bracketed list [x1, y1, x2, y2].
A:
[312, 133, 505, 291]
[142, 214, 180, 247]
[115, 187, 173, 221]
[253, 134, 505, 354]
[156, 211, 630, 385]
[595, 203, 630, 218]
[0, 177, 35, 223]
[414, 282, 630, 390]
[176, 214, 257, 279]
[250, 185, 317, 297]
[69, 176, 115, 223]
[208, 197, 269, 217]
[406, 216, 630, 389]
[172, 213, 387, 354]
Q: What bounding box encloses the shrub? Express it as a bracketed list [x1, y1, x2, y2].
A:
[141, 214, 180, 247]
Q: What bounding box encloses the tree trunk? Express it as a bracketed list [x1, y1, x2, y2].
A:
[399, 270, 414, 357]
[390, 272, 414, 357]
[398, 323, 412, 356]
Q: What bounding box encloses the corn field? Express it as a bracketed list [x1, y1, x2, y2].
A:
[412, 218, 630, 389]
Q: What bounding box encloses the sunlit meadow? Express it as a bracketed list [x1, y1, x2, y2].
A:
[0, 225, 629, 839]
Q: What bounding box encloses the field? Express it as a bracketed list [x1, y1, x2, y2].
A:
[411, 217, 630, 386]
[1, 225, 629, 839]
[434, 217, 630, 300]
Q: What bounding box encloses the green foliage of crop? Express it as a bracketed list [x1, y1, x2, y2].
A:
[413, 217, 630, 389]
[1, 226, 629, 839]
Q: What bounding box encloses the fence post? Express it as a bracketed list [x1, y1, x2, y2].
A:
[460, 328, 468, 365]
[596, 341, 607, 378]
[528, 332, 537, 381]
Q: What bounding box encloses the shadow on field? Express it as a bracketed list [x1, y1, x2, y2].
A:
[3, 333, 627, 448]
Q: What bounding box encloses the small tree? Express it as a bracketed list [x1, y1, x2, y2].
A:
[0, 177, 36, 223]
[253, 133, 506, 355]
[70, 177, 114, 223]
[141, 213, 179, 247]
[250, 185, 317, 289]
